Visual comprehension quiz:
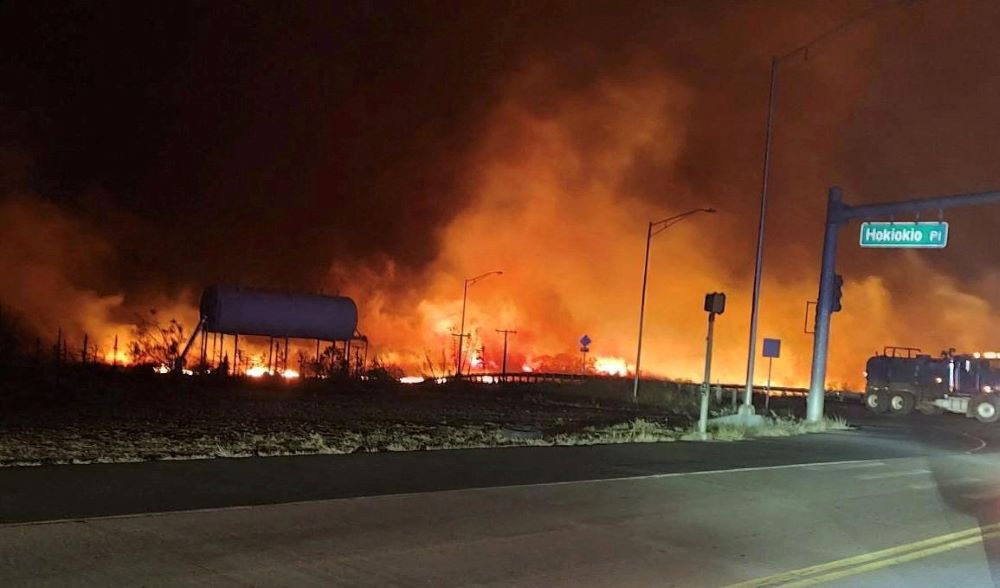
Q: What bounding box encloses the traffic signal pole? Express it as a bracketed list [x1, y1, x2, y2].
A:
[698, 311, 717, 437]
[806, 186, 1000, 422]
[806, 187, 843, 422]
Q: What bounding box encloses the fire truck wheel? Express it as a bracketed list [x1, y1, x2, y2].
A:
[887, 392, 915, 416]
[971, 395, 1000, 424]
[864, 392, 889, 413]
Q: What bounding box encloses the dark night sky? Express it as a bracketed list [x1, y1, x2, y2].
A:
[6, 0, 1000, 370]
[0, 1, 873, 291]
[2, 0, 531, 293]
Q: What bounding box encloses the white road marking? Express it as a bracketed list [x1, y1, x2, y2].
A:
[0, 458, 899, 529]
[908, 477, 982, 491]
[857, 469, 931, 480]
[805, 461, 885, 471]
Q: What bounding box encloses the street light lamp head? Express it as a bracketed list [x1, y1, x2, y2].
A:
[703, 208, 717, 214]
[466, 270, 503, 285]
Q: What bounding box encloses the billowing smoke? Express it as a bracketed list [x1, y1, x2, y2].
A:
[5, 1, 1000, 387]
[329, 59, 986, 387]
[0, 193, 198, 360]
[326, 1, 1000, 388]
[0, 196, 124, 342]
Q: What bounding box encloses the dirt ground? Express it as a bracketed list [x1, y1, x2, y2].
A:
[0, 368, 688, 465]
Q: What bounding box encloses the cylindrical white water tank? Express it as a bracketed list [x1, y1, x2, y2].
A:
[200, 285, 358, 341]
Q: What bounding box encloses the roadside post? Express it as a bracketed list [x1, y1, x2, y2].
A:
[699, 293, 726, 437]
[580, 334, 591, 376]
[762, 338, 781, 412]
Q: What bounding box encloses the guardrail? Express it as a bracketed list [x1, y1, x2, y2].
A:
[452, 372, 860, 397]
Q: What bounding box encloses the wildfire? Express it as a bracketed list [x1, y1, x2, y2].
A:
[103, 349, 129, 365]
[153, 365, 193, 375]
[22, 59, 1000, 394]
[245, 366, 300, 379]
[594, 356, 629, 377]
[322, 73, 846, 388]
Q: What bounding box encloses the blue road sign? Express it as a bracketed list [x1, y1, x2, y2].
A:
[763, 338, 781, 358]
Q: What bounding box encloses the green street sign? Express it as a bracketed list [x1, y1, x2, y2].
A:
[859, 221, 949, 249]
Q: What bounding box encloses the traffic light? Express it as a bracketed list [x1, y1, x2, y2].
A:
[704, 292, 726, 315]
[832, 274, 843, 313]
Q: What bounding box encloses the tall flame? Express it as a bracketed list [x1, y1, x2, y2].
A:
[326, 65, 1000, 390]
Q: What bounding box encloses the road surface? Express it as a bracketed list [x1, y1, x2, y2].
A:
[4, 403, 1000, 586]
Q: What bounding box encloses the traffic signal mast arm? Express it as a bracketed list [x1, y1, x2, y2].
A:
[830, 188, 1000, 223]
[807, 186, 1000, 423]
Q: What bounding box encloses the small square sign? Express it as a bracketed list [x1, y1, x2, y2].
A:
[762, 338, 781, 358]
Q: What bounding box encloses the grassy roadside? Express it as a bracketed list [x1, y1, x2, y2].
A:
[693, 414, 852, 441]
[0, 415, 852, 466]
[0, 369, 855, 466]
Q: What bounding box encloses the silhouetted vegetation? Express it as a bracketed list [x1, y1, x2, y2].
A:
[127, 309, 185, 366]
[0, 304, 31, 366]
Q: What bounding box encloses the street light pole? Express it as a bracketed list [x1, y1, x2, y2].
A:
[742, 55, 778, 414]
[632, 208, 716, 401]
[456, 270, 503, 376]
[742, 2, 909, 416]
[457, 280, 470, 375]
[632, 222, 654, 401]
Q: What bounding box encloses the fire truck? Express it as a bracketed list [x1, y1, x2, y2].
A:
[864, 346, 1000, 422]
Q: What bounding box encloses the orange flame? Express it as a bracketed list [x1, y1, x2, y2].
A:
[594, 356, 630, 377]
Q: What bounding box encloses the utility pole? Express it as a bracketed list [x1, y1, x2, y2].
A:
[495, 329, 516, 382]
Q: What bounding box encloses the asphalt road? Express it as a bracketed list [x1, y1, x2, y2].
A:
[4, 402, 1000, 586]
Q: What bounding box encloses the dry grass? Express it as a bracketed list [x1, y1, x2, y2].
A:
[0, 415, 854, 465]
[0, 371, 852, 464]
[549, 418, 681, 445]
[697, 415, 852, 442]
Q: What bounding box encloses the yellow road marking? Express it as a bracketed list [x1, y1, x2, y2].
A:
[779, 531, 1000, 587]
[728, 522, 1000, 587]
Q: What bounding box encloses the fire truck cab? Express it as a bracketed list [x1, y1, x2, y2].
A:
[864, 347, 1000, 422]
